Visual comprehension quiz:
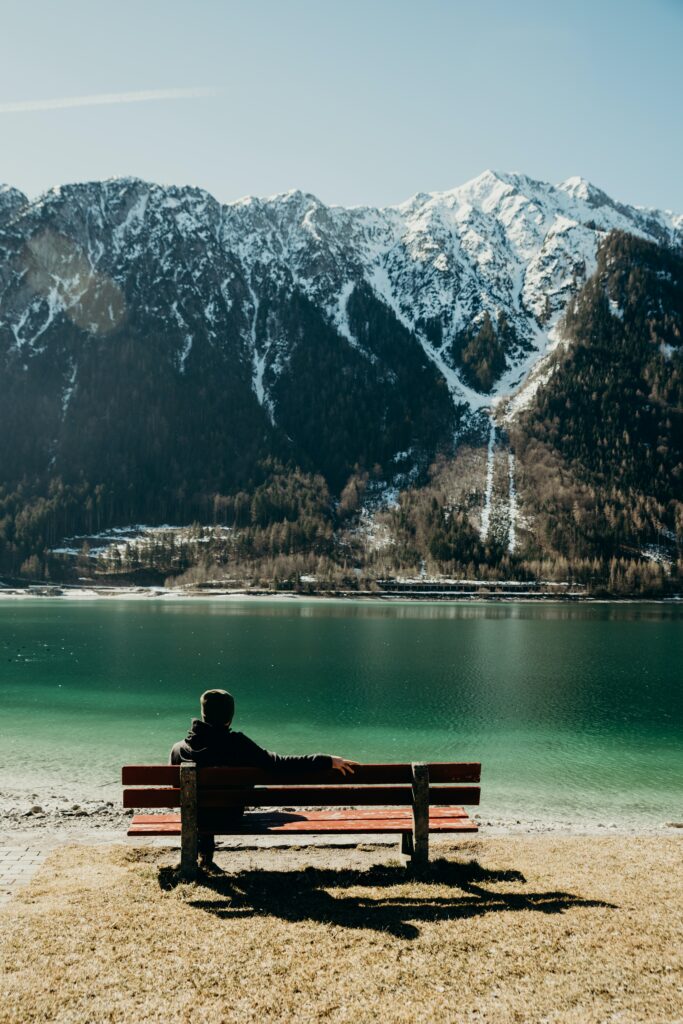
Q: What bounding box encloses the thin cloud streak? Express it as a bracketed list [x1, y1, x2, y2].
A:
[0, 88, 217, 114]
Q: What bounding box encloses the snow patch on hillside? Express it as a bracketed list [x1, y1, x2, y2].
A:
[507, 453, 518, 554]
[480, 422, 496, 540]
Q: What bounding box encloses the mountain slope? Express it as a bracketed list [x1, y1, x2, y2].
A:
[2, 170, 681, 406]
[0, 171, 681, 586]
[510, 232, 683, 566]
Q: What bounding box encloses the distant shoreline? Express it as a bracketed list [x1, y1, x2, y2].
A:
[0, 585, 680, 604]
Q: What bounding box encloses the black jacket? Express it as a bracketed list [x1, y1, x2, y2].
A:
[169, 718, 333, 773]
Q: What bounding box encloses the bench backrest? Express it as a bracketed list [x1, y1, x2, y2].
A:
[122, 762, 481, 811]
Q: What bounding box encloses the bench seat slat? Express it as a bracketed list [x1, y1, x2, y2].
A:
[127, 807, 479, 837]
[122, 784, 480, 809]
[128, 820, 479, 836]
[122, 762, 481, 787]
[131, 806, 471, 824]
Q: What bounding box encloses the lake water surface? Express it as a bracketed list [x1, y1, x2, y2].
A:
[1, 599, 681, 827]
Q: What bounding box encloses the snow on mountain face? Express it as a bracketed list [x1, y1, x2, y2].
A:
[351, 171, 680, 406]
[0, 180, 252, 374]
[0, 185, 28, 226]
[0, 170, 680, 422]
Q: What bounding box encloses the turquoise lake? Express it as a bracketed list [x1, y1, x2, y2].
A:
[1, 599, 681, 826]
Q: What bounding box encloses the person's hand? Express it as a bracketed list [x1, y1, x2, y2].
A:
[330, 756, 358, 776]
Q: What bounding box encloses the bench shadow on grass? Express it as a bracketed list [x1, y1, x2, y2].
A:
[158, 859, 617, 940]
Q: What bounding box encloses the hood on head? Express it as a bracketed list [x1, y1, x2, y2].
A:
[184, 717, 230, 750]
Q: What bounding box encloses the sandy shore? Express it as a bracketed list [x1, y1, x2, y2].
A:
[1, 835, 681, 1023]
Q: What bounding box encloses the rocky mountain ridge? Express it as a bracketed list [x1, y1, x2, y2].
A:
[0, 172, 681, 592]
[1, 170, 681, 419]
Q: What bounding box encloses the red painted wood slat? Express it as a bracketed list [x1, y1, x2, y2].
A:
[198, 763, 481, 785]
[130, 806, 470, 825]
[127, 821, 479, 836]
[126, 806, 479, 837]
[122, 766, 179, 786]
[122, 784, 481, 809]
[123, 788, 180, 808]
[121, 762, 481, 787]
[197, 785, 480, 808]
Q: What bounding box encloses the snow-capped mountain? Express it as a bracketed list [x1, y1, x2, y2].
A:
[0, 169, 681, 525]
[1, 169, 682, 585]
[1, 170, 680, 413]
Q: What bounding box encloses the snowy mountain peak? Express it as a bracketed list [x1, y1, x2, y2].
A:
[558, 175, 594, 200]
[0, 183, 27, 202]
[0, 184, 29, 223]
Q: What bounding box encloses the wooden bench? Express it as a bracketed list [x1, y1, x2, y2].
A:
[122, 761, 481, 879]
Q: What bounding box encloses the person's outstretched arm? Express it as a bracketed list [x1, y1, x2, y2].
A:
[232, 732, 357, 775]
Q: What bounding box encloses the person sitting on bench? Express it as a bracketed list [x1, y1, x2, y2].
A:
[169, 688, 357, 868]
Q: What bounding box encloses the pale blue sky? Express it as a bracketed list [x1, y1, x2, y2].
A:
[1, 0, 681, 211]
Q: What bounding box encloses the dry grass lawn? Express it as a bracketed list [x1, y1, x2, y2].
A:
[0, 837, 681, 1023]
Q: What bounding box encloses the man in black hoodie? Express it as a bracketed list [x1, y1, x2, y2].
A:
[170, 689, 356, 867]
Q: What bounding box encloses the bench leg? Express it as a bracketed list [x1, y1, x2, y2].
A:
[400, 830, 429, 872]
[180, 827, 198, 881]
[180, 762, 199, 881]
[409, 762, 429, 871]
[411, 829, 429, 870]
[400, 831, 414, 860]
